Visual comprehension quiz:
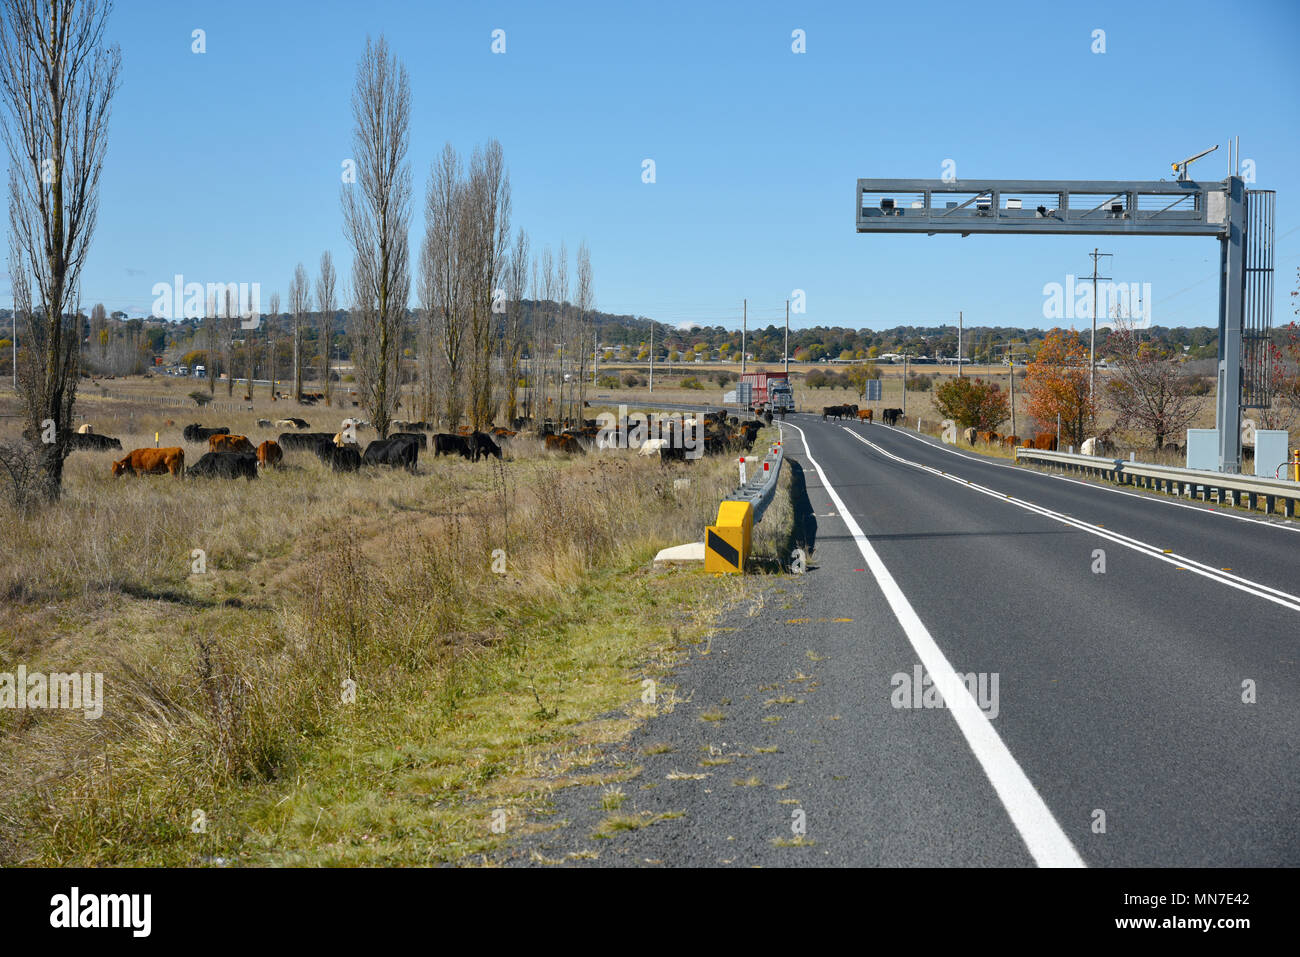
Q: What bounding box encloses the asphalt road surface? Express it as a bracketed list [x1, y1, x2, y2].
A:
[503, 413, 1298, 867]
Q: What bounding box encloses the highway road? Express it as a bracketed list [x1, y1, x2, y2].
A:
[507, 413, 1298, 867]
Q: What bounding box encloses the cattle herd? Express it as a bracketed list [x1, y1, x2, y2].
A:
[55, 408, 766, 483]
[825, 405, 904, 426]
[959, 427, 1060, 451]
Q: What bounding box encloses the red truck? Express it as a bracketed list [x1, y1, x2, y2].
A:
[739, 371, 795, 415]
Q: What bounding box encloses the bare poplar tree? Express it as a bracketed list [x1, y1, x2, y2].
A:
[502, 228, 529, 424]
[316, 250, 336, 406]
[555, 241, 569, 422]
[1, 0, 121, 496]
[204, 289, 217, 395]
[539, 245, 555, 423]
[466, 140, 510, 429]
[341, 35, 410, 439]
[421, 142, 467, 427]
[288, 261, 310, 401]
[573, 240, 593, 418]
[266, 291, 279, 400]
[89, 301, 105, 361]
[224, 286, 236, 396]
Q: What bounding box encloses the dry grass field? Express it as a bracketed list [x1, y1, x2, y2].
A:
[0, 377, 790, 865]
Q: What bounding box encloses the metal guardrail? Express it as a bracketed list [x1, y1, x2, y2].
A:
[727, 442, 784, 522]
[1016, 448, 1300, 518]
[704, 438, 785, 573]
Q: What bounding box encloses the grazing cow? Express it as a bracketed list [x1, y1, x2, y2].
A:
[544, 434, 584, 455]
[76, 423, 93, 434]
[1002, 435, 1019, 448]
[189, 451, 258, 480]
[857, 409, 873, 422]
[979, 431, 997, 444]
[256, 440, 283, 469]
[467, 431, 502, 461]
[68, 431, 122, 451]
[638, 438, 669, 457]
[393, 431, 429, 450]
[273, 419, 297, 429]
[287, 417, 310, 429]
[1081, 436, 1113, 457]
[256, 418, 272, 428]
[112, 447, 184, 478]
[433, 433, 472, 459]
[183, 424, 229, 442]
[209, 434, 255, 454]
[364, 435, 419, 470]
[1033, 432, 1058, 451]
[316, 442, 362, 472]
[1020, 438, 1034, 449]
[278, 431, 336, 450]
[963, 427, 978, 446]
[882, 408, 904, 426]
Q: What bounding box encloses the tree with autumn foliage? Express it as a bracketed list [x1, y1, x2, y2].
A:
[1104, 321, 1198, 451]
[932, 376, 1009, 430]
[1023, 329, 1096, 446]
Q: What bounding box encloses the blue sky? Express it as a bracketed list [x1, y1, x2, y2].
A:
[27, 0, 1300, 333]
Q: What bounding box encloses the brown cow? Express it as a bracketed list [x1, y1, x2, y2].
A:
[1002, 434, 1019, 448]
[1033, 432, 1058, 451]
[857, 409, 873, 422]
[979, 431, 997, 444]
[544, 434, 584, 455]
[256, 440, 283, 469]
[210, 434, 255, 454]
[1020, 438, 1033, 448]
[111, 447, 184, 478]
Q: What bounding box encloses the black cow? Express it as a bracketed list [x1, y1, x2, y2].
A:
[279, 431, 336, 450]
[315, 442, 361, 472]
[433, 433, 472, 459]
[392, 431, 429, 450]
[467, 431, 502, 461]
[882, 408, 904, 426]
[660, 443, 688, 463]
[183, 424, 230, 442]
[68, 431, 123, 451]
[364, 435, 419, 470]
[287, 417, 310, 429]
[188, 451, 258, 480]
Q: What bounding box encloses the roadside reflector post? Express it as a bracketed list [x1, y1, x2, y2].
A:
[739, 456, 746, 485]
[155, 431, 159, 448]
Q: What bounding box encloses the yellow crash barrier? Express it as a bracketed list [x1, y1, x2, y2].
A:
[705, 500, 753, 573]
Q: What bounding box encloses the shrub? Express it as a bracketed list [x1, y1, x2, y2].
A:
[681, 377, 704, 390]
[932, 376, 1008, 430]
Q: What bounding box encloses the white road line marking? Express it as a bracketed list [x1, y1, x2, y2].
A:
[781, 420, 1086, 869]
[833, 416, 1300, 536]
[840, 427, 1300, 614]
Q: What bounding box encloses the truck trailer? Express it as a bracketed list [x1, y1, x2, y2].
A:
[739, 371, 795, 415]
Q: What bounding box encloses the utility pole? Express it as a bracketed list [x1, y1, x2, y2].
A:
[784, 299, 790, 375]
[741, 299, 747, 378]
[958, 310, 963, 378]
[1088, 248, 1112, 398]
[902, 351, 908, 417]
[1009, 352, 1015, 439]
[648, 320, 654, 393]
